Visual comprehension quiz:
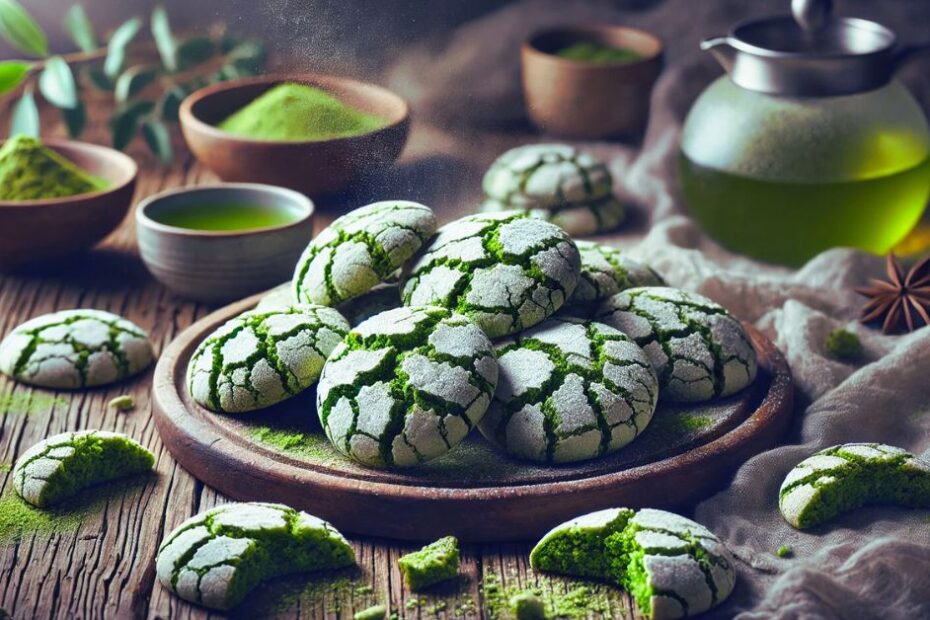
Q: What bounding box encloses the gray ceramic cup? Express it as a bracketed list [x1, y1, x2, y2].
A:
[136, 183, 314, 303]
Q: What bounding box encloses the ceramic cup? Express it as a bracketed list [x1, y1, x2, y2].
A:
[136, 183, 314, 303]
[522, 24, 664, 139]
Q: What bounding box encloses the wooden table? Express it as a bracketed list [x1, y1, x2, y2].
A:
[0, 111, 654, 619]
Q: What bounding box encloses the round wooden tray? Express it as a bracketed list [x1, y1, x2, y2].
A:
[153, 293, 794, 542]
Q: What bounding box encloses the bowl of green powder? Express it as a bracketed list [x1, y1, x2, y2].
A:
[522, 24, 664, 139]
[0, 136, 138, 271]
[180, 74, 410, 196]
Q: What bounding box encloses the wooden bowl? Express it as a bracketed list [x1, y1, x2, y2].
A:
[0, 139, 137, 271]
[136, 183, 314, 303]
[179, 74, 410, 197]
[522, 24, 664, 139]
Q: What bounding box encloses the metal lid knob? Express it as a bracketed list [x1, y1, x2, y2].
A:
[792, 0, 833, 34]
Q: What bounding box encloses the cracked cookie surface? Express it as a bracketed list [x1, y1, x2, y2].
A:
[594, 287, 757, 403]
[779, 443, 930, 529]
[156, 502, 355, 610]
[569, 241, 665, 306]
[188, 305, 349, 413]
[401, 211, 581, 338]
[293, 201, 437, 307]
[531, 507, 735, 619]
[0, 309, 154, 389]
[13, 430, 154, 507]
[318, 306, 498, 468]
[478, 317, 658, 463]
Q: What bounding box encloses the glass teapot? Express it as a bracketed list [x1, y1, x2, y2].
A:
[679, 0, 930, 266]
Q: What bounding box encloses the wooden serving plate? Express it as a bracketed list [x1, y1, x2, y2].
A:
[153, 293, 793, 542]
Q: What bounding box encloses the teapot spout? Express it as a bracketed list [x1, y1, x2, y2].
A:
[701, 37, 737, 73]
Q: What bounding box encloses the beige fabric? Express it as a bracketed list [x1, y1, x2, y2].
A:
[388, 1, 930, 616]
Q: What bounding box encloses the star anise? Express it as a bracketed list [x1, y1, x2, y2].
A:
[856, 253, 930, 334]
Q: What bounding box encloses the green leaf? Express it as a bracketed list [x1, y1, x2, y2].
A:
[176, 36, 215, 71]
[63, 5, 97, 53]
[227, 40, 265, 74]
[114, 64, 158, 103]
[150, 6, 177, 73]
[0, 0, 48, 57]
[109, 99, 154, 150]
[10, 89, 39, 137]
[38, 56, 78, 109]
[61, 100, 86, 137]
[85, 66, 113, 91]
[0, 60, 30, 95]
[157, 85, 185, 122]
[141, 118, 172, 164]
[104, 17, 142, 79]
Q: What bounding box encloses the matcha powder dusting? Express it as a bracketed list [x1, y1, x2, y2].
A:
[0, 136, 108, 201]
[218, 83, 388, 141]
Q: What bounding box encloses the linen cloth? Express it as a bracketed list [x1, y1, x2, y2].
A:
[387, 0, 930, 617]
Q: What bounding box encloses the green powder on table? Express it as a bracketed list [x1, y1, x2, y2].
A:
[0, 492, 84, 545]
[0, 392, 68, 417]
[218, 83, 387, 141]
[556, 42, 642, 64]
[0, 136, 108, 201]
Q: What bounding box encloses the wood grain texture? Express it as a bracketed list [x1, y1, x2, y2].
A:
[0, 99, 775, 619]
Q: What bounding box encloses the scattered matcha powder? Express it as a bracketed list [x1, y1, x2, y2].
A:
[251, 426, 345, 465]
[108, 395, 135, 412]
[0, 492, 84, 545]
[354, 604, 387, 620]
[0, 463, 10, 473]
[776, 545, 793, 558]
[0, 135, 108, 201]
[825, 328, 863, 361]
[482, 573, 613, 620]
[0, 392, 68, 416]
[510, 591, 547, 619]
[218, 82, 387, 142]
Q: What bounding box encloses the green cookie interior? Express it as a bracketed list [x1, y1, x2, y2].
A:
[398, 536, 460, 590]
[530, 509, 732, 619]
[158, 503, 355, 610]
[779, 443, 930, 529]
[14, 431, 154, 507]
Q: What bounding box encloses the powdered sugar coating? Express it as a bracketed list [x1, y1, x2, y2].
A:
[595, 287, 757, 403]
[569, 241, 665, 306]
[479, 316, 658, 463]
[480, 195, 626, 236]
[318, 306, 498, 468]
[401, 211, 580, 338]
[293, 201, 437, 307]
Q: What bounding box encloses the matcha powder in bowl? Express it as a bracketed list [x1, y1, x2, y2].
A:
[0, 136, 108, 201]
[218, 82, 388, 141]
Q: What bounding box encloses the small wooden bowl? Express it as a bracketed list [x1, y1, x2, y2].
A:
[136, 183, 314, 303]
[523, 24, 664, 139]
[0, 139, 137, 271]
[179, 74, 410, 197]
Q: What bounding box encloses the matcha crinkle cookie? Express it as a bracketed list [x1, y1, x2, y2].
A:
[595, 287, 757, 402]
[0, 309, 154, 389]
[478, 317, 658, 463]
[318, 306, 499, 468]
[13, 430, 154, 507]
[570, 241, 665, 306]
[480, 144, 625, 235]
[188, 305, 349, 413]
[156, 502, 355, 610]
[779, 443, 930, 529]
[531, 508, 736, 619]
[293, 200, 437, 307]
[401, 211, 581, 338]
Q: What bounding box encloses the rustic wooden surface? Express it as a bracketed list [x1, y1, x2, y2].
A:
[0, 101, 683, 620]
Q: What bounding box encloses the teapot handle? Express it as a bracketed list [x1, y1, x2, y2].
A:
[893, 43, 930, 70]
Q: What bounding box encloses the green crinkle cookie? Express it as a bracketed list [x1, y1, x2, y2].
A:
[480, 195, 626, 236]
[478, 317, 658, 463]
[398, 536, 460, 590]
[482, 144, 613, 210]
[779, 442, 930, 529]
[12, 430, 154, 508]
[293, 201, 437, 307]
[254, 283, 296, 313]
[530, 508, 736, 620]
[594, 287, 757, 403]
[188, 305, 349, 413]
[156, 502, 355, 610]
[0, 309, 154, 389]
[401, 211, 581, 338]
[336, 282, 402, 327]
[569, 241, 665, 306]
[318, 306, 499, 468]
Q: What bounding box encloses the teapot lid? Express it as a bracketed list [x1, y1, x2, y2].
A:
[702, 0, 898, 96]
